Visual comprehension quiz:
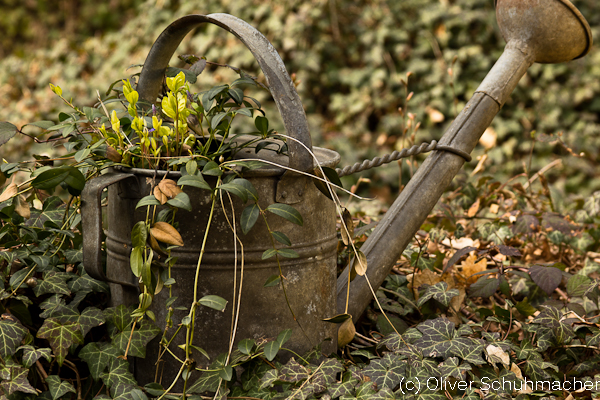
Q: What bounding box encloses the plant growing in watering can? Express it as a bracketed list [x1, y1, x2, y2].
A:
[0, 58, 332, 398]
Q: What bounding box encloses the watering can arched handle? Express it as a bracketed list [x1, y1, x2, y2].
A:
[137, 13, 314, 177]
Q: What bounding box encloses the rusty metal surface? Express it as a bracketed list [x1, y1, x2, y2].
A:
[338, 0, 593, 319]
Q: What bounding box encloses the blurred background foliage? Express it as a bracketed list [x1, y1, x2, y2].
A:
[1, 0, 599, 210]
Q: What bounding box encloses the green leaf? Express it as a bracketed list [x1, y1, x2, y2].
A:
[79, 343, 121, 380]
[468, 277, 499, 298]
[266, 203, 303, 226]
[165, 66, 197, 84]
[111, 319, 160, 358]
[417, 281, 459, 307]
[362, 353, 405, 389]
[130, 246, 143, 277]
[238, 339, 255, 355]
[218, 181, 248, 203]
[131, 221, 148, 248]
[135, 195, 160, 209]
[276, 329, 293, 347]
[33, 272, 71, 297]
[278, 357, 309, 383]
[77, 307, 106, 337]
[199, 295, 228, 312]
[241, 203, 260, 234]
[203, 161, 223, 176]
[46, 375, 76, 400]
[567, 274, 592, 297]
[219, 365, 233, 381]
[263, 340, 280, 362]
[255, 116, 268, 135]
[515, 299, 537, 316]
[262, 249, 277, 260]
[0, 121, 19, 147]
[270, 231, 291, 246]
[101, 358, 137, 388]
[0, 365, 37, 395]
[211, 112, 228, 131]
[36, 318, 84, 366]
[438, 357, 471, 379]
[63, 166, 86, 194]
[19, 346, 52, 368]
[177, 174, 212, 191]
[263, 274, 281, 287]
[167, 192, 192, 212]
[32, 168, 70, 191]
[0, 320, 28, 359]
[277, 248, 299, 259]
[188, 354, 227, 393]
[529, 265, 562, 295]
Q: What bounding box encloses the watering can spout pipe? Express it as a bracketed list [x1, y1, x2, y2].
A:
[337, 0, 594, 318]
[336, 48, 531, 318]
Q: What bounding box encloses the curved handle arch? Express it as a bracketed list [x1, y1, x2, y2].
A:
[137, 13, 313, 173]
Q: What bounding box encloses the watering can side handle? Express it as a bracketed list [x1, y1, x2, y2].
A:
[81, 172, 138, 289]
[136, 14, 313, 175]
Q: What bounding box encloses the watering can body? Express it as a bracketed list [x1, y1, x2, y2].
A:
[82, 145, 340, 385]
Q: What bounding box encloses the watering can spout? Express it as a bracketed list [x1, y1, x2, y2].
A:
[336, 0, 592, 319]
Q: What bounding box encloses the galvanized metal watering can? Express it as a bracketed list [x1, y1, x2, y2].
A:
[81, 0, 592, 387]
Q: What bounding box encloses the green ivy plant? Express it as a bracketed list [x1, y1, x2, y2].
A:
[0, 58, 321, 398]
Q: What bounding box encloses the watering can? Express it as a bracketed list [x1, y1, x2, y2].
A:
[81, 0, 592, 388]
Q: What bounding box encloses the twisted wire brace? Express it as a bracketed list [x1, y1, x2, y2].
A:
[335, 140, 472, 177]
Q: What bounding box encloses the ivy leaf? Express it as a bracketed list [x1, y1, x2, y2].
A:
[78, 307, 106, 336]
[311, 359, 343, 392]
[361, 353, 405, 389]
[567, 274, 592, 297]
[450, 338, 486, 365]
[417, 282, 459, 307]
[0, 320, 28, 359]
[327, 371, 359, 398]
[19, 345, 52, 368]
[438, 357, 471, 379]
[79, 342, 121, 380]
[188, 354, 227, 393]
[33, 272, 71, 297]
[529, 265, 563, 295]
[46, 375, 76, 400]
[279, 358, 309, 383]
[266, 203, 303, 226]
[0, 366, 37, 395]
[112, 319, 160, 358]
[36, 318, 84, 366]
[414, 318, 456, 358]
[104, 305, 134, 334]
[531, 306, 561, 328]
[70, 271, 109, 294]
[101, 358, 137, 388]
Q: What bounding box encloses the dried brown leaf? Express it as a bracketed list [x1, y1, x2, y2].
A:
[150, 221, 184, 247]
[106, 146, 122, 162]
[467, 199, 480, 218]
[15, 195, 30, 219]
[153, 186, 168, 205]
[0, 183, 18, 203]
[337, 318, 356, 348]
[158, 179, 182, 198]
